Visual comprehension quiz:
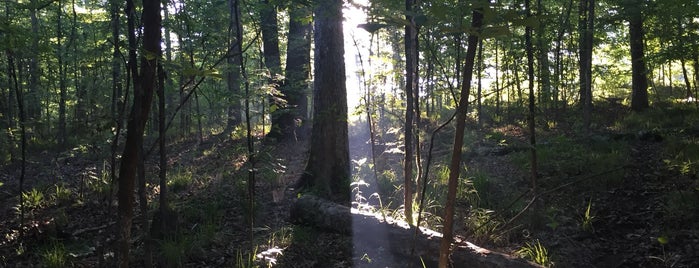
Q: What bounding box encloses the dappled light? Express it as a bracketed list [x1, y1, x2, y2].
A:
[2, 0, 699, 267]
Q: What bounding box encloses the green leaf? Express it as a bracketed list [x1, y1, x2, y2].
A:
[269, 104, 278, 113]
[657, 236, 669, 245]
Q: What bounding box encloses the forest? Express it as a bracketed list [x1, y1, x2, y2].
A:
[1, 0, 698, 267]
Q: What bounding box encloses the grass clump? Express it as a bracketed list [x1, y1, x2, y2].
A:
[580, 198, 596, 232]
[517, 239, 553, 267]
[464, 208, 503, 244]
[22, 188, 45, 211]
[52, 183, 72, 205]
[511, 135, 627, 189]
[235, 247, 259, 268]
[40, 242, 67, 268]
[169, 168, 193, 193]
[159, 235, 192, 267]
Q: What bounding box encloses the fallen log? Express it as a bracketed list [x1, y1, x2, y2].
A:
[290, 195, 541, 268]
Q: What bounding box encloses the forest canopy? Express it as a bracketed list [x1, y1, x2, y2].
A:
[1, 0, 698, 267]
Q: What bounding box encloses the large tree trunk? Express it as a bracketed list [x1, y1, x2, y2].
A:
[536, 0, 552, 107]
[628, 3, 648, 112]
[57, 0, 67, 147]
[291, 195, 540, 268]
[693, 52, 699, 99]
[578, 0, 594, 131]
[525, 0, 542, 229]
[279, 3, 312, 140]
[110, 0, 123, 123]
[300, 0, 349, 203]
[553, 0, 574, 116]
[27, 1, 41, 121]
[225, 0, 243, 132]
[403, 0, 419, 226]
[117, 0, 160, 266]
[260, 0, 285, 140]
[439, 5, 484, 268]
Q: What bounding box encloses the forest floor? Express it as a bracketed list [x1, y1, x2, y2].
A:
[2, 105, 699, 267]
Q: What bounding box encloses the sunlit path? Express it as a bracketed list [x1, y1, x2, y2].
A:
[343, 2, 399, 266]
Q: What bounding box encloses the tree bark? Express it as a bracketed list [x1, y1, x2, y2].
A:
[578, 0, 594, 131]
[260, 0, 286, 140]
[403, 0, 419, 226]
[27, 0, 41, 121]
[111, 0, 123, 123]
[477, 40, 483, 127]
[300, 0, 350, 203]
[525, 0, 542, 229]
[117, 0, 160, 266]
[439, 6, 484, 268]
[553, 0, 573, 115]
[225, 0, 243, 132]
[628, 3, 648, 112]
[693, 52, 699, 100]
[280, 2, 312, 140]
[536, 0, 552, 107]
[57, 0, 67, 147]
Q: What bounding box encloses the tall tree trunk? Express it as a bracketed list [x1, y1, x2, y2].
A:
[628, 3, 648, 112]
[578, 0, 594, 130]
[7, 48, 26, 239]
[554, 0, 573, 116]
[536, 0, 552, 108]
[111, 0, 123, 120]
[117, 0, 160, 266]
[681, 58, 692, 98]
[225, 0, 243, 132]
[495, 39, 501, 118]
[301, 0, 350, 203]
[525, 0, 541, 229]
[57, 0, 67, 147]
[280, 3, 312, 140]
[438, 6, 484, 268]
[693, 53, 699, 100]
[28, 1, 41, 122]
[403, 0, 419, 226]
[676, 20, 693, 99]
[260, 0, 285, 139]
[477, 40, 483, 127]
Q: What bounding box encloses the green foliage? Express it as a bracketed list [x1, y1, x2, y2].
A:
[662, 138, 699, 178]
[544, 207, 565, 231]
[618, 104, 699, 131]
[377, 170, 398, 199]
[412, 195, 443, 228]
[516, 239, 553, 267]
[351, 179, 371, 206]
[169, 168, 194, 193]
[662, 191, 699, 229]
[511, 135, 627, 189]
[40, 242, 67, 268]
[87, 165, 112, 200]
[464, 208, 503, 244]
[580, 198, 596, 232]
[159, 235, 192, 267]
[22, 188, 45, 211]
[267, 226, 293, 249]
[461, 169, 492, 208]
[52, 183, 72, 205]
[235, 247, 259, 268]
